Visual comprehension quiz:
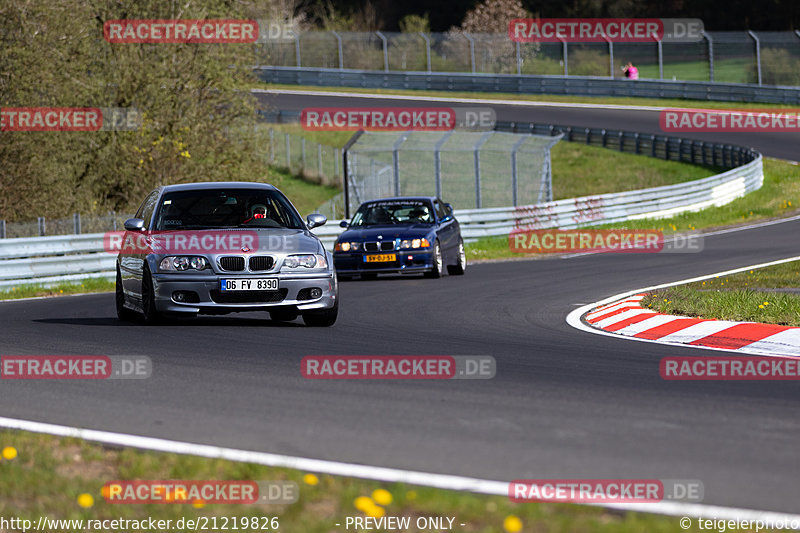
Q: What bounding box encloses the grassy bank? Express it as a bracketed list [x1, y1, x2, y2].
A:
[0, 429, 748, 533]
[641, 259, 800, 326]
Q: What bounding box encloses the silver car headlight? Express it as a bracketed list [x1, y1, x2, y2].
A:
[282, 254, 328, 270]
[159, 256, 209, 271]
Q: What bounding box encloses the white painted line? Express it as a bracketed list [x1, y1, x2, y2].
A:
[594, 309, 655, 329]
[253, 88, 668, 112]
[656, 321, 739, 344]
[566, 255, 800, 358]
[0, 415, 798, 525]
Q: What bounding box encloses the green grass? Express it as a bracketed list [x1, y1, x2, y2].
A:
[0, 428, 766, 533]
[641, 259, 800, 326]
[265, 165, 340, 215]
[258, 82, 797, 110]
[0, 278, 114, 301]
[467, 157, 800, 262]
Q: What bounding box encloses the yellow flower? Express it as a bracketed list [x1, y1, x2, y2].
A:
[365, 503, 385, 518]
[504, 515, 523, 533]
[2, 446, 17, 460]
[372, 488, 392, 506]
[77, 493, 94, 508]
[759, 304, 765, 309]
[764, 302, 770, 305]
[192, 499, 205, 508]
[303, 473, 319, 486]
[354, 496, 374, 513]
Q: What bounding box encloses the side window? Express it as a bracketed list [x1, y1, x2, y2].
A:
[434, 200, 448, 221]
[136, 191, 160, 229]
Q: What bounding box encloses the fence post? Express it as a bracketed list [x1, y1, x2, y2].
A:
[317, 143, 323, 178]
[560, 37, 568, 76]
[516, 41, 521, 75]
[473, 131, 493, 208]
[331, 31, 344, 70]
[463, 33, 476, 73]
[510, 135, 528, 206]
[0, 219, 5, 239]
[295, 33, 301, 67]
[603, 34, 614, 78]
[657, 37, 663, 79]
[420, 32, 432, 73]
[269, 128, 275, 162]
[703, 31, 714, 82]
[434, 130, 454, 199]
[285, 133, 291, 169]
[376, 31, 389, 71]
[38, 217, 46, 236]
[342, 130, 365, 219]
[334, 148, 340, 178]
[73, 213, 81, 234]
[392, 133, 409, 196]
[301, 137, 307, 169]
[111, 211, 117, 231]
[748, 30, 762, 86]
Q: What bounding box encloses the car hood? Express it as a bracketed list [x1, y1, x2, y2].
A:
[339, 225, 435, 241]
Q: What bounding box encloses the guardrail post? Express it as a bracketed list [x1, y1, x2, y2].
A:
[601, 129, 607, 147]
[510, 135, 528, 206]
[618, 131, 624, 151]
[464, 33, 476, 73]
[0, 220, 5, 239]
[703, 31, 714, 82]
[420, 32, 432, 73]
[73, 213, 81, 234]
[376, 31, 389, 72]
[748, 30, 762, 86]
[634, 133, 640, 154]
[434, 130, 454, 199]
[567, 126, 573, 141]
[38, 217, 46, 236]
[295, 33, 301, 67]
[331, 31, 344, 70]
[473, 131, 493, 208]
[585, 128, 591, 145]
[650, 135, 656, 157]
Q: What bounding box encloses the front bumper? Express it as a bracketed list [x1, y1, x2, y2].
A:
[151, 271, 337, 314]
[333, 251, 434, 275]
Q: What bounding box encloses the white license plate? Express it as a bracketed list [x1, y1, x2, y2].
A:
[220, 278, 279, 291]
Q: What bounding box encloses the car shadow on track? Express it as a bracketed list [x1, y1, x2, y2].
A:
[34, 317, 305, 328]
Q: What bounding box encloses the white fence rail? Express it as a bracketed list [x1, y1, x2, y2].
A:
[0, 154, 762, 289]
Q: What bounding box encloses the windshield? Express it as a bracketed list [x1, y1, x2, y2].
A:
[153, 188, 305, 231]
[350, 200, 434, 227]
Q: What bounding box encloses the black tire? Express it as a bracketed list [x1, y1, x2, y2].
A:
[302, 301, 338, 327]
[115, 267, 136, 321]
[446, 238, 467, 276]
[140, 264, 163, 325]
[424, 240, 443, 278]
[360, 273, 377, 280]
[270, 309, 299, 322]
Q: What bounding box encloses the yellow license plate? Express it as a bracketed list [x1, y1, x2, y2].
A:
[364, 254, 396, 262]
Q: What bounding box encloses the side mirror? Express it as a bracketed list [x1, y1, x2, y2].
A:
[124, 218, 146, 231]
[306, 213, 327, 229]
[445, 203, 454, 214]
[339, 220, 349, 228]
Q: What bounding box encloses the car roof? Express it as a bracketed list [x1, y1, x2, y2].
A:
[361, 196, 437, 204]
[160, 182, 278, 192]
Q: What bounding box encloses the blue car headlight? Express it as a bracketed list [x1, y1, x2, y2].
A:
[400, 238, 431, 249]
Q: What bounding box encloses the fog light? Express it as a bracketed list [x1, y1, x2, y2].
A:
[310, 288, 323, 299]
[174, 291, 185, 302]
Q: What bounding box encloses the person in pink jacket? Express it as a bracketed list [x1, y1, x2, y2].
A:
[623, 62, 639, 80]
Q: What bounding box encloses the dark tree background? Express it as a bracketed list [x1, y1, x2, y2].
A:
[305, 0, 800, 31]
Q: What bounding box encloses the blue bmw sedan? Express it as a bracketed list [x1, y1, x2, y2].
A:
[333, 197, 466, 279]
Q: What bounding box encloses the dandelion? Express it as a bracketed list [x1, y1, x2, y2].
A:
[503, 515, 523, 533]
[77, 493, 94, 508]
[303, 473, 319, 486]
[759, 304, 765, 309]
[372, 489, 392, 506]
[2, 446, 17, 460]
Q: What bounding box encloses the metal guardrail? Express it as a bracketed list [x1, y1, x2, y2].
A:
[0, 151, 761, 289]
[256, 66, 800, 105]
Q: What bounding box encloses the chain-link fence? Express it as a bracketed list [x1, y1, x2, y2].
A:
[255, 30, 800, 86]
[262, 128, 342, 187]
[333, 130, 561, 218]
[0, 212, 132, 239]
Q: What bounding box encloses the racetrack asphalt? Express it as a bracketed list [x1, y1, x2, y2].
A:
[2, 213, 800, 512]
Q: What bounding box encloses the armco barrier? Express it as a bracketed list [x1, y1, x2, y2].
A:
[0, 151, 761, 289]
[255, 66, 800, 105]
